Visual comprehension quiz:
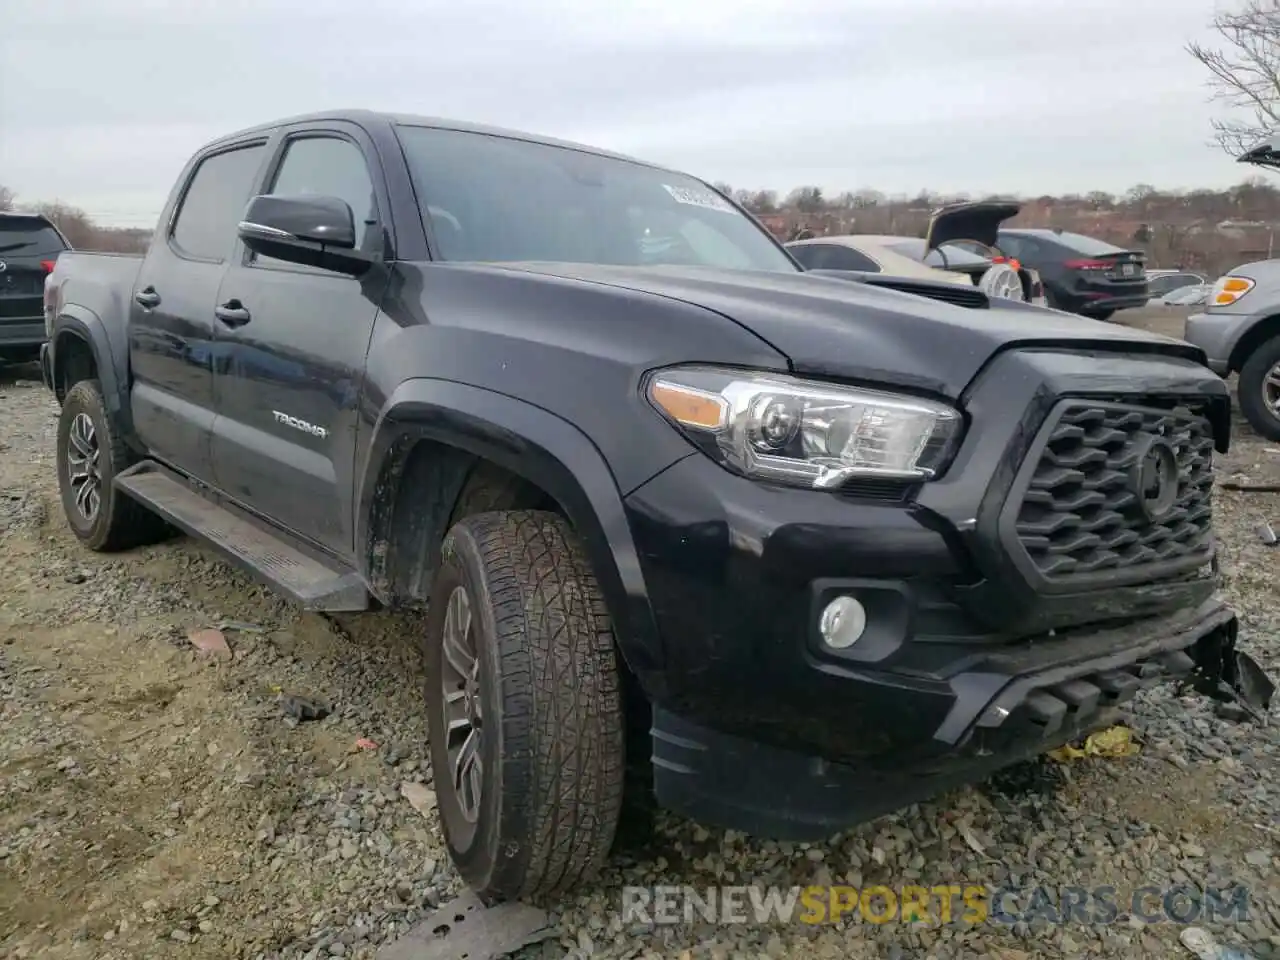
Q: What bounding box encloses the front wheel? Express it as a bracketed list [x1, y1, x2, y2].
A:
[1237, 335, 1280, 441]
[424, 510, 625, 904]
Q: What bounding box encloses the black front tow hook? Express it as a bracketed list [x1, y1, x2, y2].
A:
[1186, 616, 1275, 724]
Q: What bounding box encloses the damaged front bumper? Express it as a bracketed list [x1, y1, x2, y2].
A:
[1184, 614, 1275, 723]
[650, 600, 1274, 842]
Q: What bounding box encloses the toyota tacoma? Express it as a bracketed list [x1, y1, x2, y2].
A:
[41, 110, 1273, 904]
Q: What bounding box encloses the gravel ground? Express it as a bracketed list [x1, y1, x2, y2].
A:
[1, 305, 1278, 960]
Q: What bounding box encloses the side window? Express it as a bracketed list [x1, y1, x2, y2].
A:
[171, 144, 266, 261]
[788, 244, 821, 268]
[255, 136, 379, 267]
[996, 234, 1024, 259]
[790, 243, 880, 272]
[825, 245, 880, 272]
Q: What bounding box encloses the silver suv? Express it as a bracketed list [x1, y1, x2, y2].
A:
[1183, 134, 1280, 440]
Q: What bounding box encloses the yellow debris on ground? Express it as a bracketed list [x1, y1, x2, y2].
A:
[1047, 725, 1140, 761]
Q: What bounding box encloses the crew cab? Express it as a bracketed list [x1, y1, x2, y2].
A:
[41, 110, 1273, 905]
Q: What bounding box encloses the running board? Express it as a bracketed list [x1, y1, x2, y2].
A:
[115, 461, 370, 612]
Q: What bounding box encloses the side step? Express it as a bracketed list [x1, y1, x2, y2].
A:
[115, 462, 370, 612]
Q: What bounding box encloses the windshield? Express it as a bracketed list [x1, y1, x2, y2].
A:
[395, 125, 798, 273]
[0, 217, 67, 256]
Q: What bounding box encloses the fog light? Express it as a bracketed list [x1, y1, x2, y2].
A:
[819, 595, 867, 649]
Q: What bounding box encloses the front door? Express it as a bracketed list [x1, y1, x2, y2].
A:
[209, 127, 389, 557]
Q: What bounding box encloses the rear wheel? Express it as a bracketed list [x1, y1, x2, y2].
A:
[56, 380, 172, 551]
[1238, 335, 1280, 441]
[424, 510, 625, 904]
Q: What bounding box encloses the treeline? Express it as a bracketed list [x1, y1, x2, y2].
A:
[7, 177, 1280, 275]
[713, 179, 1280, 276]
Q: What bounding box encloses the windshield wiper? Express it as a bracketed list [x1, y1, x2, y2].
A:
[0, 242, 33, 253]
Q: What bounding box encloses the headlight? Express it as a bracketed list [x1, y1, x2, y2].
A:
[645, 366, 963, 489]
[1211, 275, 1255, 306]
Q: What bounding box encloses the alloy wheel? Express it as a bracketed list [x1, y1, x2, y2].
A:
[66, 412, 102, 522]
[1262, 361, 1280, 418]
[440, 585, 484, 823]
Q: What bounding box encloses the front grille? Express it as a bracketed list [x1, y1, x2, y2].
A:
[1011, 400, 1214, 582]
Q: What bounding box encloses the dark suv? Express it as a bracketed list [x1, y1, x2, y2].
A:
[997, 228, 1148, 321]
[0, 212, 70, 360]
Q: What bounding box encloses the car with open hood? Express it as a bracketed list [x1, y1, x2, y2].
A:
[917, 200, 1047, 306]
[788, 202, 1046, 309]
[1184, 132, 1280, 439]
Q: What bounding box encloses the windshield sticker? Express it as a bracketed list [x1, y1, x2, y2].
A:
[662, 184, 735, 213]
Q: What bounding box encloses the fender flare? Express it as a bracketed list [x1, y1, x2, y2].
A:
[51, 306, 132, 430]
[356, 378, 668, 692]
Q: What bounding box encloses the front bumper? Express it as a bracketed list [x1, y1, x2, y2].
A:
[650, 602, 1269, 840]
[622, 346, 1270, 839]
[1184, 310, 1256, 375]
[1078, 294, 1149, 314]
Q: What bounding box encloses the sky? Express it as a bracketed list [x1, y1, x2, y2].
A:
[0, 0, 1263, 228]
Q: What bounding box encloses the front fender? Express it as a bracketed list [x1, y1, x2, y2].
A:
[52, 306, 133, 432]
[356, 377, 671, 694]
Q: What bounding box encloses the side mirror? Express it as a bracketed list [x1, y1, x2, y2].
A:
[237, 194, 372, 276]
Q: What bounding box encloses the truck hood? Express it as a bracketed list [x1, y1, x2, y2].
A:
[491, 262, 1201, 398]
[925, 200, 1022, 251]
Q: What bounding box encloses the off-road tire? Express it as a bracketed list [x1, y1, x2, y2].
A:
[1238, 335, 1280, 441]
[424, 510, 625, 904]
[56, 379, 171, 551]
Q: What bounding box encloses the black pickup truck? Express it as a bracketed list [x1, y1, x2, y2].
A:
[42, 109, 1272, 904]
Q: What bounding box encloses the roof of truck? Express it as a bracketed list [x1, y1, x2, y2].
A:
[206, 108, 657, 169]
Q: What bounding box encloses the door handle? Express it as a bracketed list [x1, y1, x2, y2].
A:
[214, 299, 251, 327]
[134, 287, 161, 309]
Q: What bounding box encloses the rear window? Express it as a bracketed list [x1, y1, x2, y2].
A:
[1036, 231, 1127, 256]
[0, 217, 68, 256]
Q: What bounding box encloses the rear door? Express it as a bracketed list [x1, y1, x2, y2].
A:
[129, 140, 270, 483]
[0, 215, 68, 350]
[209, 123, 390, 556]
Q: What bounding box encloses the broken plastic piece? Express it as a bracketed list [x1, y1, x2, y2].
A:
[1187, 618, 1275, 724]
[355, 737, 378, 750]
[281, 694, 330, 722]
[375, 889, 553, 960]
[1254, 521, 1277, 545]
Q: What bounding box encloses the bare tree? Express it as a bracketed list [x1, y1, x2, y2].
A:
[0, 185, 14, 211]
[1188, 0, 1280, 156]
[25, 201, 97, 247]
